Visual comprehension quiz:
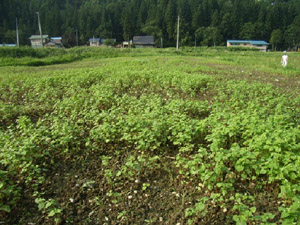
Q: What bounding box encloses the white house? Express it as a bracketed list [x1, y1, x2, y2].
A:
[29, 35, 49, 48]
[89, 38, 100, 47]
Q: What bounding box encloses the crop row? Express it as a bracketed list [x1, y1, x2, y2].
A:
[0, 57, 299, 224]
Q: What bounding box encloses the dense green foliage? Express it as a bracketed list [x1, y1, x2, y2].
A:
[0, 48, 300, 224]
[1, 0, 300, 49]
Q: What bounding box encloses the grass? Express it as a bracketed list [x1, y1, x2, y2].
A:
[0, 47, 299, 224]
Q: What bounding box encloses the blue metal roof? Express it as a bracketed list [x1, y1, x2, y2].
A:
[89, 38, 100, 42]
[0, 44, 16, 47]
[227, 40, 269, 45]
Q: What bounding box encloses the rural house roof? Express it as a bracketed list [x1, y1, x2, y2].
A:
[133, 36, 154, 45]
[29, 35, 49, 40]
[89, 38, 100, 42]
[51, 37, 62, 40]
[0, 44, 16, 47]
[45, 41, 63, 47]
[227, 40, 269, 45]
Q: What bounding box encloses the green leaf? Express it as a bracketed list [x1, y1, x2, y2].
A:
[250, 207, 256, 213]
[235, 165, 244, 172]
[0, 205, 11, 212]
[48, 210, 56, 217]
[116, 171, 122, 177]
[45, 201, 53, 209]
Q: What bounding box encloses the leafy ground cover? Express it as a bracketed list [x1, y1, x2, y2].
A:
[0, 48, 300, 224]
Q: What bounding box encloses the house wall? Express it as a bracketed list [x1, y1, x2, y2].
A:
[52, 39, 62, 43]
[254, 45, 267, 52]
[90, 41, 100, 47]
[30, 39, 47, 48]
[135, 44, 154, 48]
[227, 42, 268, 52]
[122, 41, 132, 48]
[227, 42, 251, 47]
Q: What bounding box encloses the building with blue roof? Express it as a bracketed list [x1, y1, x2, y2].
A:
[89, 37, 101, 47]
[227, 40, 269, 52]
[0, 44, 16, 47]
[51, 37, 62, 43]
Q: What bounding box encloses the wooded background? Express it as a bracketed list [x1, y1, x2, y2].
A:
[1, 0, 300, 50]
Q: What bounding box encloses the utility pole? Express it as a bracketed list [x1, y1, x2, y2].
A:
[176, 16, 180, 51]
[35, 12, 43, 48]
[161, 37, 163, 48]
[195, 34, 196, 49]
[75, 27, 78, 46]
[16, 18, 19, 47]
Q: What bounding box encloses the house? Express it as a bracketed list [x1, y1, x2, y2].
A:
[45, 41, 63, 48]
[29, 35, 49, 48]
[122, 40, 133, 48]
[133, 36, 154, 48]
[89, 38, 100, 47]
[227, 40, 269, 52]
[45, 37, 64, 48]
[51, 37, 62, 43]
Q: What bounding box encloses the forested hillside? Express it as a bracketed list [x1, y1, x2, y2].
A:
[1, 0, 300, 49]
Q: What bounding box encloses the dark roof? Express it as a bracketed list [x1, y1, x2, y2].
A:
[133, 36, 154, 45]
[227, 40, 269, 45]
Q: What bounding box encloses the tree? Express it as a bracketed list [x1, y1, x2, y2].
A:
[285, 15, 300, 50]
[165, 0, 177, 41]
[178, 0, 193, 46]
[121, 5, 135, 41]
[270, 29, 283, 51]
[62, 29, 77, 48]
[254, 22, 268, 41]
[196, 26, 223, 47]
[239, 22, 256, 40]
[103, 39, 116, 47]
[220, 13, 233, 40]
[96, 7, 112, 38]
[137, 0, 148, 30]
